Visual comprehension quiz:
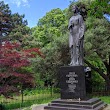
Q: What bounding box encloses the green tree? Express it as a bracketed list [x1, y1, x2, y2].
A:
[88, 0, 110, 18]
[0, 1, 12, 39]
[85, 17, 110, 88]
[34, 33, 69, 87]
[31, 8, 69, 86]
[9, 13, 30, 44]
[0, 1, 31, 47]
[33, 8, 68, 47]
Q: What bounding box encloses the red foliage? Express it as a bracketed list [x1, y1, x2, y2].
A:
[0, 41, 43, 97]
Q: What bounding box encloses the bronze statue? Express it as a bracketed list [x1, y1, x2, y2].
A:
[68, 5, 85, 66]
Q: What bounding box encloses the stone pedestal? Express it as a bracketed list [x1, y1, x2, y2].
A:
[44, 66, 107, 110]
[59, 66, 86, 99]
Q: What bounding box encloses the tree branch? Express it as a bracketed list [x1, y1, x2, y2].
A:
[84, 59, 109, 81]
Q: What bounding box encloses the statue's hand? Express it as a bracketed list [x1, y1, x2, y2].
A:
[76, 45, 79, 47]
[79, 35, 84, 40]
[79, 37, 82, 40]
[77, 39, 81, 47]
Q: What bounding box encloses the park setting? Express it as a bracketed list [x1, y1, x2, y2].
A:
[0, 0, 110, 110]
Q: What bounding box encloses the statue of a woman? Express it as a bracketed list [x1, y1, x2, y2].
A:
[68, 5, 85, 66]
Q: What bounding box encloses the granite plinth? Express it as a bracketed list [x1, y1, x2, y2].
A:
[59, 66, 86, 99]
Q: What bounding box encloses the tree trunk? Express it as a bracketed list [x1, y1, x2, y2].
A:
[105, 77, 110, 91]
[104, 55, 110, 91]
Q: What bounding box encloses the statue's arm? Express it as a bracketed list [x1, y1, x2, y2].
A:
[68, 20, 73, 34]
[79, 15, 85, 40]
[68, 22, 72, 29]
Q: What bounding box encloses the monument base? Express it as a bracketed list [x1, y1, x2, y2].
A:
[59, 66, 86, 99]
[44, 66, 107, 110]
[44, 98, 107, 110]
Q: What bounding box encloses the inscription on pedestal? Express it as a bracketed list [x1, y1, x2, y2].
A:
[66, 72, 78, 92]
[59, 66, 86, 99]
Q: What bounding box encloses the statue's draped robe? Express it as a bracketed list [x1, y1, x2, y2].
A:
[68, 14, 85, 66]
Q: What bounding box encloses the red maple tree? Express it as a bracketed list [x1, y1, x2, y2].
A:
[0, 41, 44, 97]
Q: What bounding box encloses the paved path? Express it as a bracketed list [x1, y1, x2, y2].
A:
[104, 105, 110, 110]
[32, 104, 110, 110]
[32, 104, 48, 110]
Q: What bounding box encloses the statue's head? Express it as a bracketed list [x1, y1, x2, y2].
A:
[72, 5, 79, 13]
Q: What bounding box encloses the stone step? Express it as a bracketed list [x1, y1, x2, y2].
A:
[44, 105, 90, 110]
[44, 98, 107, 110]
[51, 98, 101, 105]
[94, 103, 107, 110]
[49, 101, 103, 109]
[44, 103, 107, 110]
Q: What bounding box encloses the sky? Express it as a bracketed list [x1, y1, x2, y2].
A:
[1, 0, 72, 28]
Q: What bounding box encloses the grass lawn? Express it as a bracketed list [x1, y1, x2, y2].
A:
[1, 89, 110, 110]
[22, 96, 110, 110]
[97, 96, 110, 104]
[0, 88, 60, 110]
